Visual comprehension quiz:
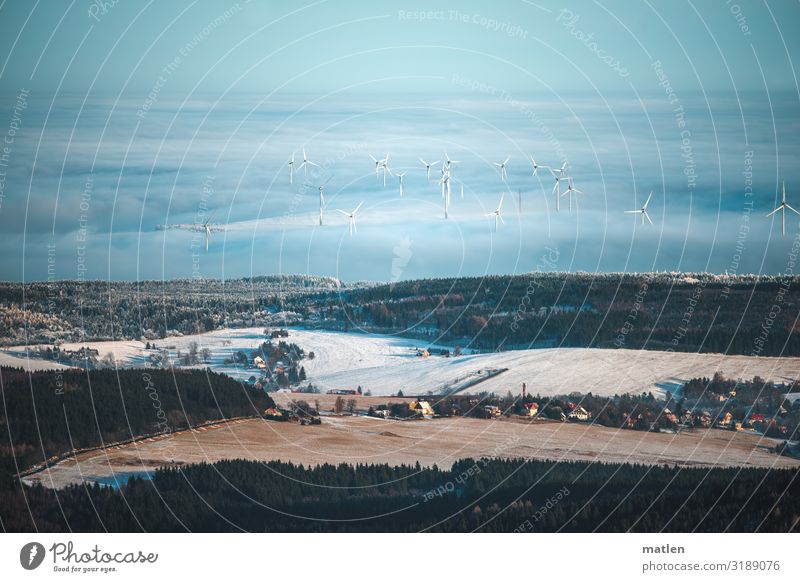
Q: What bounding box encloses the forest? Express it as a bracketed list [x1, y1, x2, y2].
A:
[1, 457, 797, 532]
[308, 273, 800, 356]
[0, 367, 274, 481]
[2, 272, 798, 357]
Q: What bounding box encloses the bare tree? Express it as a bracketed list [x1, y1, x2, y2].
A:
[334, 396, 345, 414]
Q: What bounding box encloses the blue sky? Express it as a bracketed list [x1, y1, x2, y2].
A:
[0, 1, 799, 281]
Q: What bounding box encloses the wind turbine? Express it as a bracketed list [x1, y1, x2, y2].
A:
[287, 152, 296, 185]
[337, 201, 364, 237]
[550, 161, 568, 178]
[625, 191, 654, 225]
[380, 153, 391, 187]
[369, 154, 385, 178]
[486, 193, 505, 232]
[397, 171, 407, 197]
[419, 158, 439, 181]
[766, 182, 799, 236]
[297, 148, 318, 176]
[439, 170, 451, 218]
[156, 211, 224, 253]
[552, 175, 563, 212]
[494, 157, 510, 181]
[306, 178, 331, 226]
[443, 151, 460, 175]
[439, 168, 449, 199]
[560, 178, 583, 212]
[529, 155, 548, 177]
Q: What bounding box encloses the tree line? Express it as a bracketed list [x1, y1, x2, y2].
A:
[1, 457, 797, 532]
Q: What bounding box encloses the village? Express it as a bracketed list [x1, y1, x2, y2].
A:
[262, 376, 800, 460]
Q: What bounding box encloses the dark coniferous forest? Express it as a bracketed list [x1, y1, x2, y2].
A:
[2, 458, 798, 532]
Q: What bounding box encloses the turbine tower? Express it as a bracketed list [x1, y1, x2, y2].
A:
[767, 182, 799, 236]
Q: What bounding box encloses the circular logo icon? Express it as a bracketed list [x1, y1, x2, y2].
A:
[20, 542, 46, 570]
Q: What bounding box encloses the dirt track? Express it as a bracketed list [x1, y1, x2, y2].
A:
[23, 415, 799, 489]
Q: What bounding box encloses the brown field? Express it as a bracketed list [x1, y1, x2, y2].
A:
[24, 412, 799, 489]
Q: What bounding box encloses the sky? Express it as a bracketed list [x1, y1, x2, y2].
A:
[0, 0, 799, 282]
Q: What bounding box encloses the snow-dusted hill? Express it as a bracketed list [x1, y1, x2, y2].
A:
[6, 327, 798, 398]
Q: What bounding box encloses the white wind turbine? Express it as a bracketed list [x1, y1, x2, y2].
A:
[156, 211, 224, 253]
[380, 153, 391, 187]
[552, 175, 564, 212]
[560, 177, 584, 212]
[486, 193, 505, 232]
[625, 191, 654, 225]
[439, 169, 451, 218]
[306, 178, 331, 226]
[337, 201, 364, 237]
[494, 157, 510, 181]
[551, 161, 568, 178]
[287, 152, 296, 185]
[297, 148, 318, 176]
[397, 171, 407, 197]
[529, 154, 548, 177]
[766, 182, 799, 237]
[419, 158, 439, 182]
[443, 151, 461, 175]
[369, 154, 385, 178]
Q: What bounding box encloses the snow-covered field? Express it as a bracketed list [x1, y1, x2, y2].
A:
[0, 350, 72, 372]
[5, 327, 799, 398]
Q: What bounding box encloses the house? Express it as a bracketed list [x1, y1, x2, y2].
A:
[520, 402, 539, 417]
[327, 389, 357, 395]
[483, 405, 502, 418]
[409, 400, 435, 417]
[623, 412, 637, 429]
[253, 356, 267, 369]
[696, 411, 713, 428]
[263, 407, 286, 420]
[416, 348, 429, 358]
[662, 408, 678, 425]
[447, 395, 481, 416]
[567, 406, 590, 422]
[717, 411, 733, 428]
